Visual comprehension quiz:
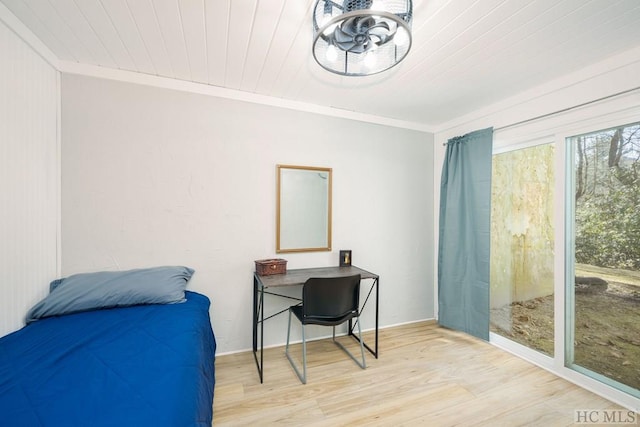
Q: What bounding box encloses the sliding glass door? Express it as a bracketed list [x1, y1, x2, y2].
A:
[566, 122, 640, 397]
[490, 143, 555, 357]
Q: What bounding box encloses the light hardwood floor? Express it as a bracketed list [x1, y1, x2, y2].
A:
[213, 322, 624, 426]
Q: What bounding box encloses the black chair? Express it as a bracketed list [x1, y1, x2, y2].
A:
[285, 274, 366, 384]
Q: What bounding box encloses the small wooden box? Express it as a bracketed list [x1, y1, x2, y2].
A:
[255, 258, 287, 276]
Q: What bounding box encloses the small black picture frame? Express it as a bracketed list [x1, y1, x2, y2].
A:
[339, 250, 352, 267]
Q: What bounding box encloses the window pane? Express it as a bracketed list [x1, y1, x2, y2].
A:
[490, 143, 554, 356]
[569, 122, 640, 395]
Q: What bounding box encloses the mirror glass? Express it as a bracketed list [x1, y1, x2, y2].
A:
[277, 165, 332, 253]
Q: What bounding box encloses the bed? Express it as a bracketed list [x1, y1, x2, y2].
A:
[0, 267, 216, 427]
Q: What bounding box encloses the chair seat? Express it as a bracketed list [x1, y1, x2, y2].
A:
[291, 305, 357, 326]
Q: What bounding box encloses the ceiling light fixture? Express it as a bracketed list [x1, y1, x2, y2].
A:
[312, 0, 413, 77]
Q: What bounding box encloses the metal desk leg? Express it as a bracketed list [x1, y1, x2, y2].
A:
[349, 277, 379, 358]
[375, 276, 379, 357]
[252, 275, 264, 383]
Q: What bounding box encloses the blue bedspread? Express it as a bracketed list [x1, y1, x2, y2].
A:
[0, 291, 216, 427]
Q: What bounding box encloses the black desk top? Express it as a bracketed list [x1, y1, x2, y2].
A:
[255, 265, 378, 288]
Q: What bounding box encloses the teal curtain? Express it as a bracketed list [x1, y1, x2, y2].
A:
[437, 127, 493, 340]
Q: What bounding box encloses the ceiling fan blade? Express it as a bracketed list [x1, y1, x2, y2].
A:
[368, 31, 391, 45]
[355, 16, 376, 33]
[335, 41, 357, 51]
[349, 44, 368, 54]
[333, 27, 354, 44]
[368, 21, 391, 32]
[340, 17, 359, 36]
[369, 26, 390, 37]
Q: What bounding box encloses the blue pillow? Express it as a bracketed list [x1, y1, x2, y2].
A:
[26, 266, 195, 323]
[49, 278, 63, 293]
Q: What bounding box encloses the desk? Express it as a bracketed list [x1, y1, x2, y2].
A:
[252, 265, 379, 383]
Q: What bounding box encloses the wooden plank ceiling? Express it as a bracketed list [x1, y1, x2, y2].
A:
[2, 0, 640, 128]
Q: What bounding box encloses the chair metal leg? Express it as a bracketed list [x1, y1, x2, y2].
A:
[333, 317, 366, 369]
[287, 314, 365, 384]
[285, 309, 292, 352]
[301, 325, 307, 382]
[285, 310, 307, 384]
[356, 317, 366, 368]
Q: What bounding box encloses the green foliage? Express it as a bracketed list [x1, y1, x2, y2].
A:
[574, 124, 640, 270]
[576, 182, 640, 269]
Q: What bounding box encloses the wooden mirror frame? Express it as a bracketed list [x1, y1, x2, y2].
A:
[276, 164, 332, 253]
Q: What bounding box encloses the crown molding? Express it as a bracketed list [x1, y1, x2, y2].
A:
[59, 60, 435, 134]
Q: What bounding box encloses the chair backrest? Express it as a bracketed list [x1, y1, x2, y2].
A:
[302, 274, 361, 323]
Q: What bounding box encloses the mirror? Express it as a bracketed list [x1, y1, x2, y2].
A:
[277, 164, 332, 253]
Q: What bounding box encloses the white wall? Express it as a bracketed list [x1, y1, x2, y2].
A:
[61, 74, 435, 354]
[0, 18, 59, 337]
